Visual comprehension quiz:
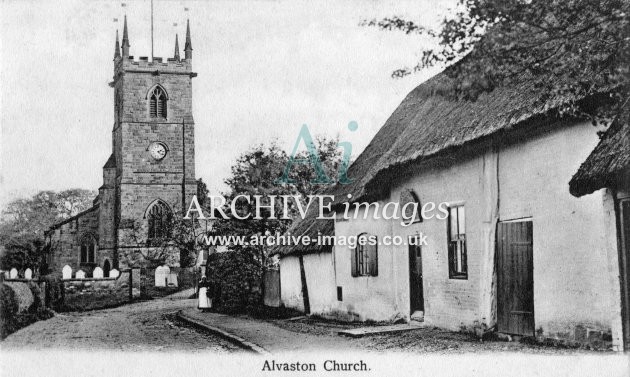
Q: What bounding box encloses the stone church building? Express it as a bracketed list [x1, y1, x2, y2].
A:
[45, 17, 198, 277]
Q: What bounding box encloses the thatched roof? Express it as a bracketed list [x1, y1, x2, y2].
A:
[274, 68, 612, 257]
[270, 205, 334, 257]
[339, 73, 605, 202]
[569, 121, 630, 197]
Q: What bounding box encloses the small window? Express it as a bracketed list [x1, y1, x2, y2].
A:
[351, 233, 378, 277]
[80, 235, 96, 265]
[149, 86, 167, 118]
[447, 205, 467, 279]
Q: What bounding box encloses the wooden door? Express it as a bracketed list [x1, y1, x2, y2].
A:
[497, 220, 534, 336]
[409, 243, 424, 312]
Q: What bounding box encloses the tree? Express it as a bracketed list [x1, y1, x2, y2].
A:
[206, 137, 343, 311]
[364, 0, 629, 122]
[196, 178, 210, 207]
[213, 138, 342, 262]
[0, 189, 96, 272]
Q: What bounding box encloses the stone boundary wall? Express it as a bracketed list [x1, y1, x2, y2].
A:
[62, 269, 140, 298]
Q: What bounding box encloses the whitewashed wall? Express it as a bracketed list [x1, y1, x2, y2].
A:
[333, 207, 401, 322]
[279, 255, 304, 312]
[302, 251, 336, 316]
[279, 252, 336, 316]
[390, 152, 486, 330]
[330, 119, 622, 346]
[497, 121, 616, 340]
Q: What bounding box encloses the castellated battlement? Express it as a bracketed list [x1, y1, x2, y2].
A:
[112, 15, 194, 76]
[115, 56, 193, 74]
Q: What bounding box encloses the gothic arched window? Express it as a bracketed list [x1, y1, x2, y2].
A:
[80, 235, 97, 265]
[147, 201, 172, 241]
[149, 86, 167, 118]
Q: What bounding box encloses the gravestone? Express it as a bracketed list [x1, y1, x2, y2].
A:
[24, 268, 33, 280]
[75, 270, 86, 279]
[109, 269, 120, 278]
[166, 272, 178, 287]
[10, 268, 18, 279]
[93, 267, 104, 278]
[155, 265, 170, 287]
[62, 265, 72, 280]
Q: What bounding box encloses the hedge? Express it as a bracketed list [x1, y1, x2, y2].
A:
[0, 281, 54, 340]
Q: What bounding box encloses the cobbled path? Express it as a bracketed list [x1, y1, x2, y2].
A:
[0, 299, 241, 352]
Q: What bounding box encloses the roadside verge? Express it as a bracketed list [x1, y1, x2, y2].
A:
[176, 310, 269, 355]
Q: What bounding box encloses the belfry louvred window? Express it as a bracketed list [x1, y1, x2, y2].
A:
[149, 86, 167, 118]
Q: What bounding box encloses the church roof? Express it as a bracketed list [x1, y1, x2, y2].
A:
[569, 121, 630, 197]
[47, 204, 99, 232]
[103, 154, 116, 169]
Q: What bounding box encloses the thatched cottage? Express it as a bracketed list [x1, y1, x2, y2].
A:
[272, 71, 630, 351]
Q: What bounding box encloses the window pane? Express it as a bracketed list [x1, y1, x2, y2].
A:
[358, 244, 364, 274]
[364, 245, 369, 275]
[450, 207, 458, 241]
[456, 241, 463, 272]
[367, 243, 378, 276]
[457, 206, 465, 235]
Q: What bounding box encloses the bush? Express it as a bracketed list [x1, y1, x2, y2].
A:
[41, 274, 65, 311]
[0, 282, 53, 340]
[5, 282, 34, 312]
[27, 282, 43, 310]
[206, 250, 262, 313]
[0, 284, 19, 339]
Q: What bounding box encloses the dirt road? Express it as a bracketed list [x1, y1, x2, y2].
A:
[0, 299, 241, 353]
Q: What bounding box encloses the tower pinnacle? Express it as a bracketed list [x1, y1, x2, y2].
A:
[122, 15, 130, 57]
[174, 34, 180, 61]
[114, 30, 121, 60]
[184, 19, 192, 60]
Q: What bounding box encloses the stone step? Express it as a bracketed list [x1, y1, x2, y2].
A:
[411, 310, 424, 322]
[338, 323, 424, 338]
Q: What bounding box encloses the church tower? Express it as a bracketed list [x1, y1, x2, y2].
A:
[102, 16, 197, 268]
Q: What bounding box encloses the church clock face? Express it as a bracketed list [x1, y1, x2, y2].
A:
[148, 142, 168, 161]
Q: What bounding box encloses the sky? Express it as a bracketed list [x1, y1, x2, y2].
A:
[0, 0, 455, 208]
